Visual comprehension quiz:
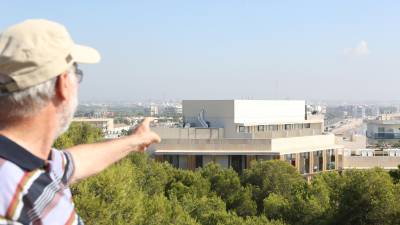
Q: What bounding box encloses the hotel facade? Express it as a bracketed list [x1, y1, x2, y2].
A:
[151, 100, 343, 177]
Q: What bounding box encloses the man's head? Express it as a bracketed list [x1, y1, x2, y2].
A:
[0, 19, 100, 138]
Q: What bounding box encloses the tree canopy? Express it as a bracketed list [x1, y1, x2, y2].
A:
[55, 125, 400, 225]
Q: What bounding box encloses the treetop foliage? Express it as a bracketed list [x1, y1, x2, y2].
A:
[56, 124, 400, 225]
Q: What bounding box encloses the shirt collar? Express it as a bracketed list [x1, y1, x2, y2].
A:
[0, 135, 46, 171]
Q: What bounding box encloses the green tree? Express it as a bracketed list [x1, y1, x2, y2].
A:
[141, 195, 199, 225]
[200, 163, 257, 217]
[241, 160, 305, 214]
[69, 143, 400, 225]
[53, 122, 103, 149]
[128, 153, 175, 196]
[71, 160, 144, 225]
[389, 165, 400, 184]
[334, 168, 397, 225]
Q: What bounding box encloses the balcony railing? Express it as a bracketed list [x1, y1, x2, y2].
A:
[154, 139, 272, 150]
[366, 132, 400, 139]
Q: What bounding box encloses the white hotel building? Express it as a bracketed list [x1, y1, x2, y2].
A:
[151, 100, 343, 177]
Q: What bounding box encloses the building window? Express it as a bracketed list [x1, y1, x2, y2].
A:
[258, 125, 265, 132]
[299, 152, 310, 174]
[228, 156, 249, 172]
[239, 126, 246, 133]
[178, 156, 188, 169]
[313, 151, 323, 172]
[239, 126, 249, 133]
[230, 155, 243, 173]
[166, 155, 179, 168]
[284, 154, 296, 167]
[326, 149, 336, 170]
[195, 155, 203, 168]
[305, 123, 311, 128]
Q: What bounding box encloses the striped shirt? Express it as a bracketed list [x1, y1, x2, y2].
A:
[0, 135, 83, 225]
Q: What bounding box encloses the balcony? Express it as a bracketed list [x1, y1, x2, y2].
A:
[367, 132, 400, 139]
[153, 138, 272, 152]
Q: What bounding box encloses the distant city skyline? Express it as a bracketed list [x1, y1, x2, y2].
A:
[1, 1, 399, 102]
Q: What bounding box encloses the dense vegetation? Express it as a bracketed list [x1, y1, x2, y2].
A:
[53, 122, 103, 149]
[56, 124, 400, 225]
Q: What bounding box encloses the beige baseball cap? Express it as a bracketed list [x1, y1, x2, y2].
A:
[0, 19, 101, 94]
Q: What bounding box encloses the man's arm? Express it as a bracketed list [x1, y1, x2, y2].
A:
[65, 118, 161, 183]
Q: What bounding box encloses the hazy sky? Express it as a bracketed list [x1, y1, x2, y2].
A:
[1, 1, 400, 102]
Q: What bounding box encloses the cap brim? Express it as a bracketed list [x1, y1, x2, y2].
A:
[70, 44, 101, 64]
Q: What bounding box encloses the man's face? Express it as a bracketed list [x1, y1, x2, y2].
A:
[55, 68, 79, 138]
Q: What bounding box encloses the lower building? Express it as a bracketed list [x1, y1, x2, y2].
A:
[150, 127, 343, 177]
[342, 148, 400, 170]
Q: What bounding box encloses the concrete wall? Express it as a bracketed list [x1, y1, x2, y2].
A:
[152, 127, 224, 139]
[252, 128, 322, 139]
[271, 134, 338, 154]
[335, 135, 367, 150]
[182, 100, 234, 128]
[154, 138, 272, 151]
[182, 100, 250, 139]
[343, 156, 400, 169]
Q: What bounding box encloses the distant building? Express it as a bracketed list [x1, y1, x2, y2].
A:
[145, 105, 159, 117]
[72, 118, 114, 134]
[72, 117, 132, 139]
[162, 106, 182, 117]
[106, 124, 132, 139]
[151, 100, 342, 177]
[365, 113, 400, 145]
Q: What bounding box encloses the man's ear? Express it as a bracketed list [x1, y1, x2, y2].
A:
[55, 72, 71, 102]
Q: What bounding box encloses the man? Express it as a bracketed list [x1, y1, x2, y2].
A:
[0, 19, 161, 224]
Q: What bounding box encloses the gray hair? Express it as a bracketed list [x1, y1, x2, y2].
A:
[0, 65, 76, 122]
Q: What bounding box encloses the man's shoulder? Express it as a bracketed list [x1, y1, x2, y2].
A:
[0, 158, 31, 216]
[0, 157, 26, 181]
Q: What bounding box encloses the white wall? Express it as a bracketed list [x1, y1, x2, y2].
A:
[182, 100, 307, 138]
[234, 100, 306, 125]
[271, 134, 338, 154]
